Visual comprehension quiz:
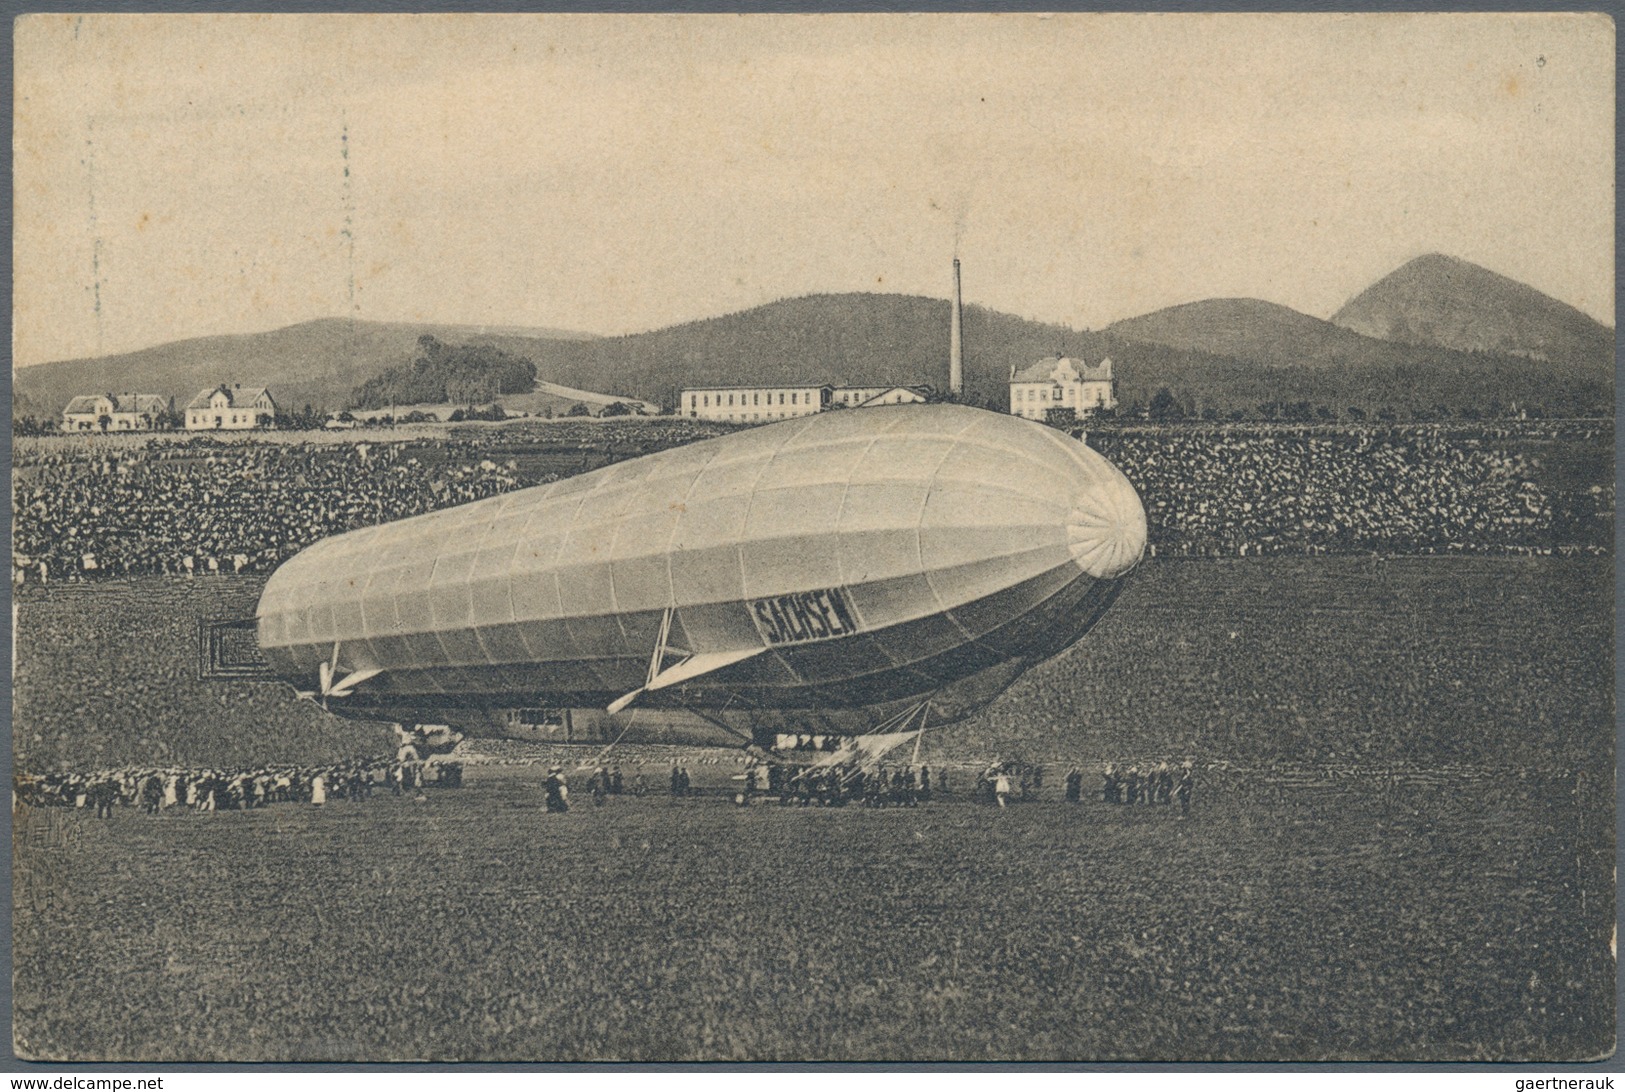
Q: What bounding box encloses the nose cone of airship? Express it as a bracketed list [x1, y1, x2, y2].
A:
[1066, 464, 1147, 580]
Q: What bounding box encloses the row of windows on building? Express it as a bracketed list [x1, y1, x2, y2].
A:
[696, 389, 819, 408]
[681, 385, 927, 422]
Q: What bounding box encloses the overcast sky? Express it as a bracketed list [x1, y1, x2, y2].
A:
[13, 12, 1614, 367]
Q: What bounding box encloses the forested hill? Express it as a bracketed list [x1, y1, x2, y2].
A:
[15, 261, 1615, 421]
[350, 337, 539, 409]
[476, 293, 1102, 412]
[490, 292, 1608, 417]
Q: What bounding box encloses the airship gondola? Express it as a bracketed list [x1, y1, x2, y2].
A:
[255, 404, 1146, 750]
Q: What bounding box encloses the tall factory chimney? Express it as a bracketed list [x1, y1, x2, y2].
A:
[949, 258, 964, 397]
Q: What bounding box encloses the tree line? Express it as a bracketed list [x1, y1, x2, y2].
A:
[350, 335, 539, 410]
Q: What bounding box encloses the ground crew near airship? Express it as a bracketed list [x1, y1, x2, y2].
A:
[892, 767, 915, 806]
[1065, 767, 1083, 803]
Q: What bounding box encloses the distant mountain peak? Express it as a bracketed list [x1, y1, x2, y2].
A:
[1331, 254, 1612, 370]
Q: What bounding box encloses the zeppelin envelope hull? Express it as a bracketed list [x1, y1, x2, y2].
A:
[256, 404, 1146, 730]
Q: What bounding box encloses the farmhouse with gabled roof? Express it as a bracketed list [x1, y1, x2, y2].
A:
[61, 393, 172, 433]
[186, 384, 277, 431]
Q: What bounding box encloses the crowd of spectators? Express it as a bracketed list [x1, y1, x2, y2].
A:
[14, 757, 463, 814]
[1090, 423, 1612, 557]
[13, 420, 740, 584]
[730, 760, 947, 807]
[13, 440, 542, 583]
[11, 420, 1612, 586]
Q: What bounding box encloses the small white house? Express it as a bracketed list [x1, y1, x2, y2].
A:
[61, 393, 172, 432]
[186, 384, 277, 430]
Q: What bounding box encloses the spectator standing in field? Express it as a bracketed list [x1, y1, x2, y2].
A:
[1177, 763, 1194, 816]
[1156, 762, 1174, 806]
[544, 766, 570, 813]
[610, 767, 624, 795]
[669, 762, 683, 798]
[1065, 767, 1082, 803]
[993, 770, 1011, 808]
[310, 773, 327, 807]
[91, 777, 116, 819]
[918, 766, 931, 802]
[1124, 766, 1140, 807]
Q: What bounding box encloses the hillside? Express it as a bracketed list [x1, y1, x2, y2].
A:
[14, 259, 1616, 423]
[1107, 298, 1437, 371]
[498, 292, 1610, 417]
[1331, 253, 1614, 372]
[1098, 294, 1611, 416]
[474, 293, 1108, 412]
[12, 318, 593, 420]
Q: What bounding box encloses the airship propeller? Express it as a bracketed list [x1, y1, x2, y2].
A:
[296, 642, 383, 708]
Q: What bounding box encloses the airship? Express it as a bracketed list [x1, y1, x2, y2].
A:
[255, 403, 1146, 751]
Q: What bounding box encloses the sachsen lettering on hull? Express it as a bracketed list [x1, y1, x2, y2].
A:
[254, 404, 1147, 749]
[750, 588, 861, 645]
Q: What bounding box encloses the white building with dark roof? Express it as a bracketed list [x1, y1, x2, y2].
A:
[681, 384, 832, 423]
[1009, 356, 1115, 421]
[61, 393, 172, 432]
[186, 384, 277, 430]
[831, 385, 931, 409]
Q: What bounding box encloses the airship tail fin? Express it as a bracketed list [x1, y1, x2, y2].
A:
[607, 646, 767, 714]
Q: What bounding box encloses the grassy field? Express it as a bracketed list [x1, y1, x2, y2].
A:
[938, 556, 1614, 771]
[12, 765, 1612, 1062]
[11, 557, 1615, 1060]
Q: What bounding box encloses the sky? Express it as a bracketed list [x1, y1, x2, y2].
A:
[12, 12, 1615, 367]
